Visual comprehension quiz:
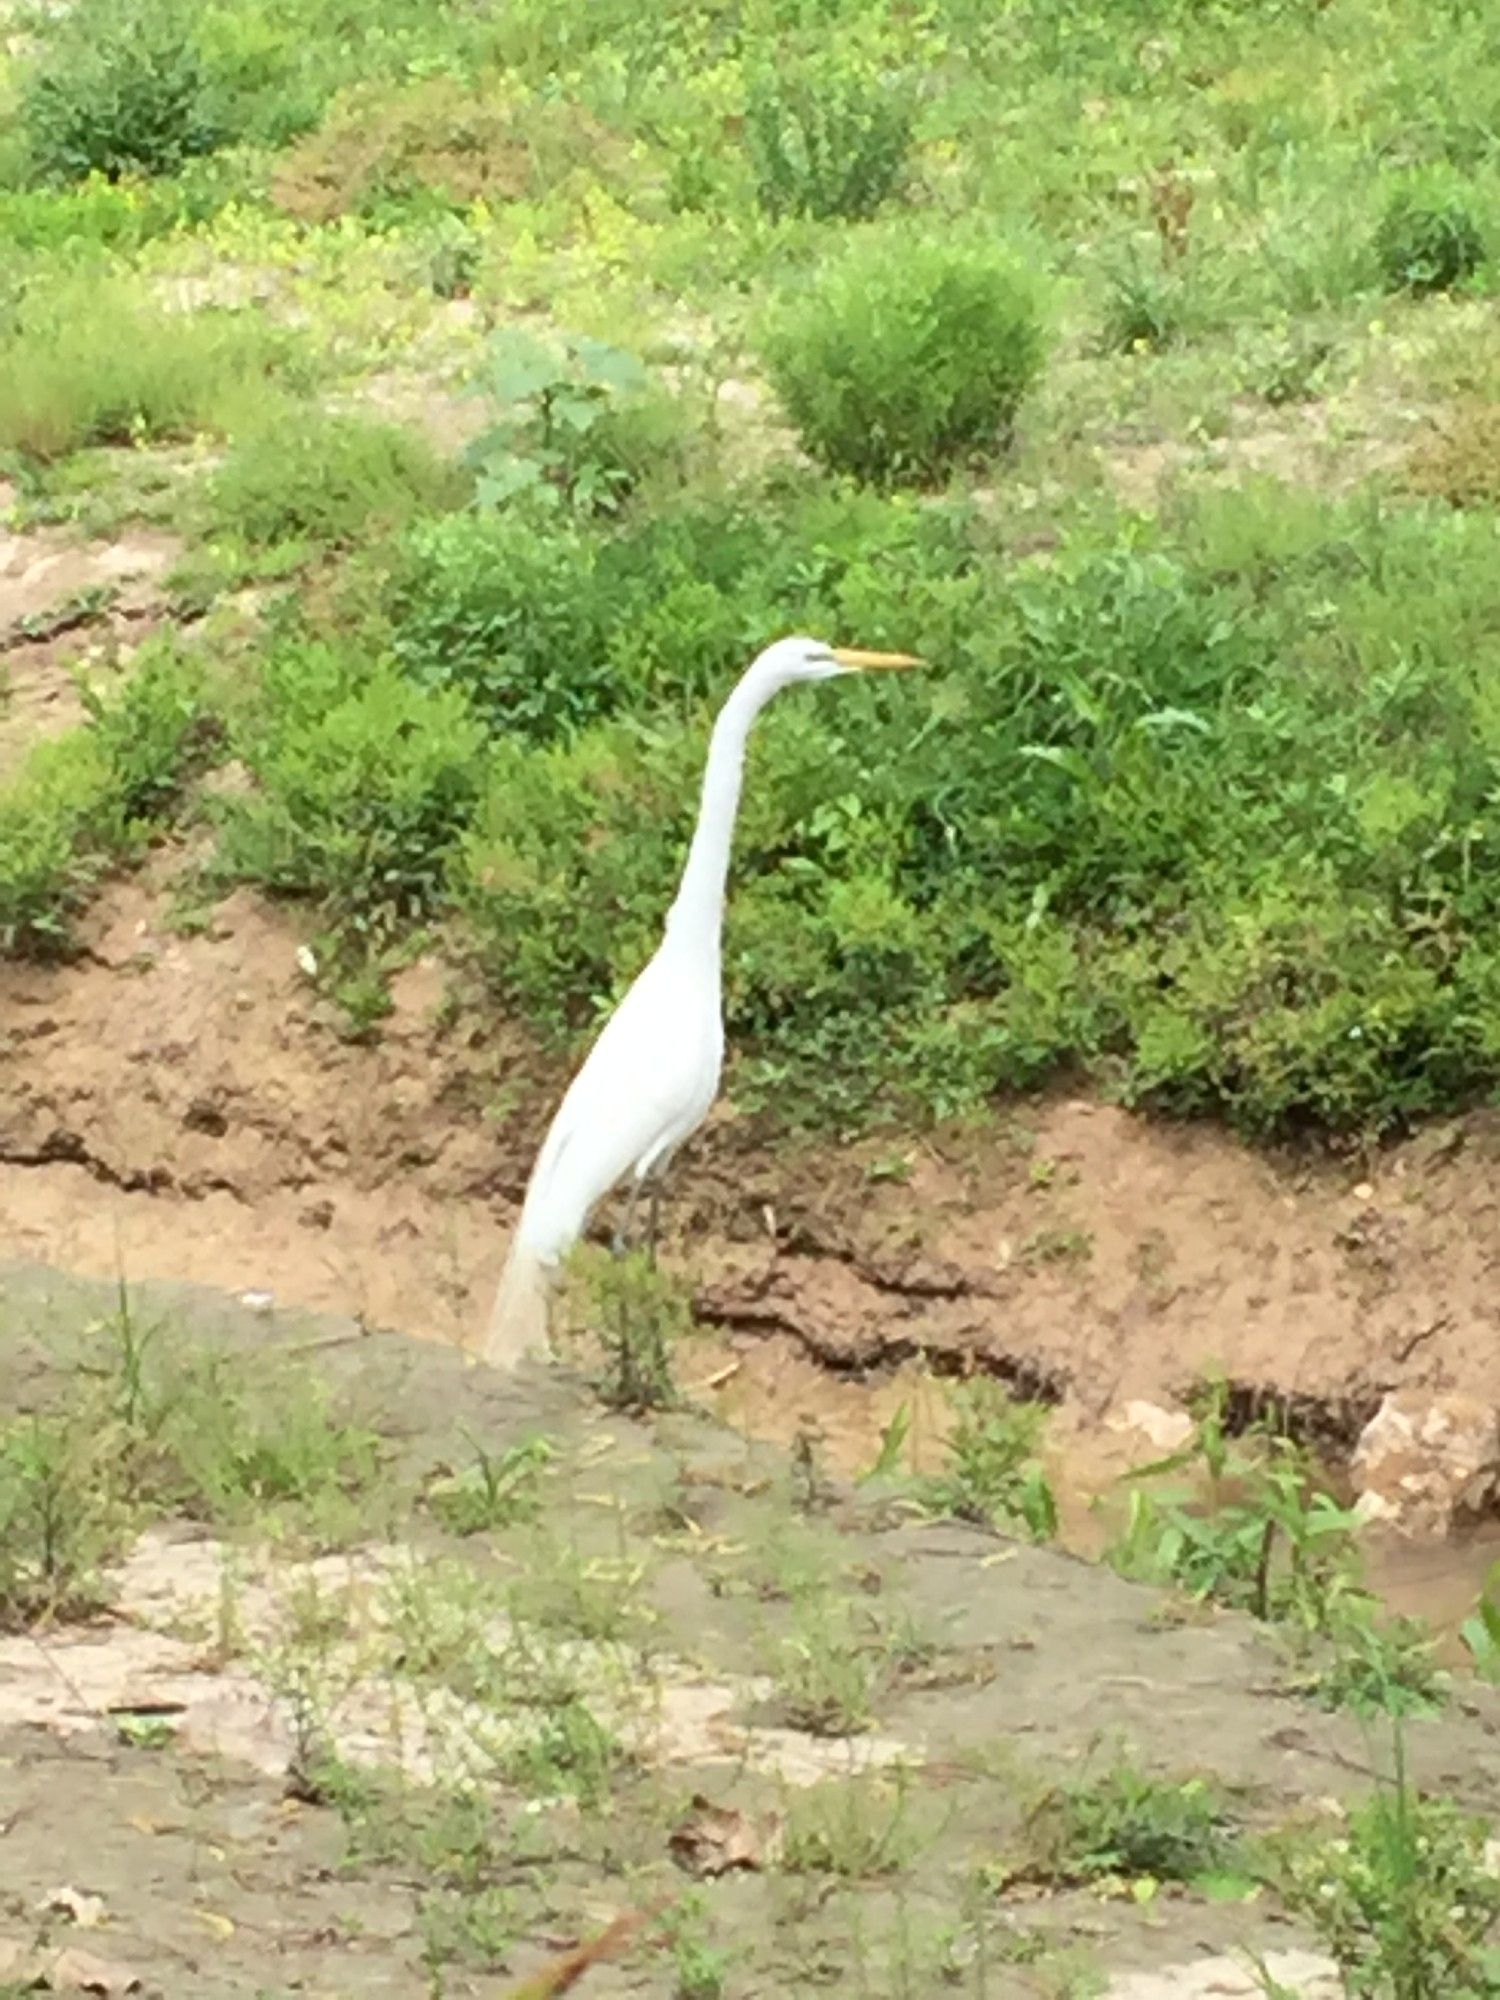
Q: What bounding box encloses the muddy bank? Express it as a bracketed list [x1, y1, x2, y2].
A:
[2, 1265, 1499, 1998]
[3, 877, 1498, 1444]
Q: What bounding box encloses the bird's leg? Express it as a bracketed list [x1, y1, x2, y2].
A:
[645, 1182, 664, 1268]
[613, 1179, 644, 1257]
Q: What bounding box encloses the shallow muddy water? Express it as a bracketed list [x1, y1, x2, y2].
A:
[696, 1330, 1500, 1656]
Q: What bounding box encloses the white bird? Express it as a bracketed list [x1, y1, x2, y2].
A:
[482, 635, 923, 1368]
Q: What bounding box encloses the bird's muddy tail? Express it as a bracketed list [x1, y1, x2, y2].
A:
[482, 1236, 554, 1371]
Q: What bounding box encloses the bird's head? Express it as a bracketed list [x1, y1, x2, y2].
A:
[751, 635, 925, 688]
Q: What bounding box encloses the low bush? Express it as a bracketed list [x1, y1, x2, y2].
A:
[0, 276, 302, 460]
[760, 238, 1047, 485]
[387, 511, 617, 744]
[205, 411, 464, 552]
[442, 480, 1500, 1140]
[1374, 168, 1487, 294]
[221, 643, 486, 933]
[0, 177, 182, 253]
[0, 644, 216, 957]
[18, 0, 223, 184]
[1407, 401, 1500, 509]
[268, 79, 531, 224]
[386, 480, 982, 747]
[744, 55, 912, 222]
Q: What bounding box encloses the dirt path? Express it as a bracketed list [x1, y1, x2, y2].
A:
[4, 1265, 1499, 1998]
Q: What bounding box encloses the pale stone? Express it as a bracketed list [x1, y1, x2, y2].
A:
[1351, 1391, 1500, 1536]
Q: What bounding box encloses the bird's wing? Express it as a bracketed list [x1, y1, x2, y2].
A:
[519, 951, 719, 1259]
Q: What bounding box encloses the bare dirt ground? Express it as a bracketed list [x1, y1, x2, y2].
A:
[0, 515, 182, 779]
[4, 1265, 1499, 1999]
[3, 865, 1497, 1436]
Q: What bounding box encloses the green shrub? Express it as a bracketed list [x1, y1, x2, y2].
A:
[744, 56, 912, 221]
[760, 238, 1047, 485]
[0, 276, 299, 460]
[0, 734, 116, 957]
[464, 326, 690, 517]
[206, 411, 464, 552]
[387, 512, 616, 744]
[0, 177, 176, 252]
[443, 483, 1500, 1140]
[1267, 1763, 1500, 1997]
[0, 644, 215, 956]
[1374, 169, 1487, 294]
[222, 644, 486, 931]
[19, 0, 223, 184]
[385, 482, 972, 746]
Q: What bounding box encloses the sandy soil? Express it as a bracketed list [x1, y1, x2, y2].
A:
[0, 521, 181, 779]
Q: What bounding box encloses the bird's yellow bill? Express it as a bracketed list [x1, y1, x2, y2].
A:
[832, 647, 925, 671]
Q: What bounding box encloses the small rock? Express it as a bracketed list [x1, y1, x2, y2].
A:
[238, 1290, 275, 1316]
[1351, 1392, 1500, 1536]
[1106, 1399, 1195, 1454]
[41, 1887, 105, 1929]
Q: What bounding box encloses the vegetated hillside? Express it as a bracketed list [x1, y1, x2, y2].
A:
[1, 0, 1498, 1160]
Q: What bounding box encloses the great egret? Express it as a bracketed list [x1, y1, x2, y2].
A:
[482, 635, 922, 1368]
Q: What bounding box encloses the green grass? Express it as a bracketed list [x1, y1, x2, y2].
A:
[0, 1289, 388, 1628]
[0, 275, 308, 461]
[1265, 1737, 1500, 1997]
[2, 0, 1499, 1156]
[202, 409, 465, 553]
[0, 643, 218, 956]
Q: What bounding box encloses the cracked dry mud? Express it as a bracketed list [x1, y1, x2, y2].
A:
[7, 1268, 1496, 1998]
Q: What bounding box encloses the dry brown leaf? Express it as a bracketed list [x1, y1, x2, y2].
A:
[668, 1795, 783, 1877]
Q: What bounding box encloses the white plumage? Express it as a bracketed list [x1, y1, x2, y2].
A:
[482, 635, 921, 1369]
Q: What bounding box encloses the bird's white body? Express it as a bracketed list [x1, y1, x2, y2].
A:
[509, 933, 724, 1266]
[482, 636, 918, 1368]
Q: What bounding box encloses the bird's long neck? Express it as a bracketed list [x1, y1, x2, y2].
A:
[664, 672, 769, 958]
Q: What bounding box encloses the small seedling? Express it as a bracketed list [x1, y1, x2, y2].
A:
[780, 1770, 919, 1878]
[1003, 1754, 1234, 1898]
[918, 1380, 1058, 1541]
[1264, 1729, 1500, 1995]
[500, 1693, 622, 1806]
[426, 1434, 554, 1536]
[1461, 1564, 1500, 1682]
[114, 1711, 178, 1750]
[0, 1414, 123, 1628]
[560, 1246, 689, 1413]
[772, 1591, 882, 1737]
[859, 1403, 913, 1485]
